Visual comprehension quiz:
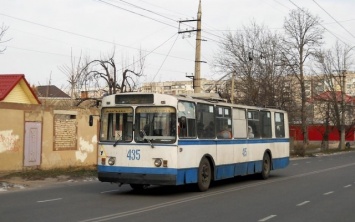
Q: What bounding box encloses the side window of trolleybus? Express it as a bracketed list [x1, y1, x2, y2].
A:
[177, 101, 196, 138]
[135, 106, 176, 143]
[247, 110, 260, 139]
[216, 106, 232, 139]
[275, 112, 285, 138]
[196, 103, 215, 139]
[100, 107, 134, 142]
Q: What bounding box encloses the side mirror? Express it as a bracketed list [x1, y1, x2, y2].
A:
[89, 115, 93, 126]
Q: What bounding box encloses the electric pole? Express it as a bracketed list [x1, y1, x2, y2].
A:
[340, 70, 346, 150]
[178, 0, 203, 93]
[194, 0, 202, 93]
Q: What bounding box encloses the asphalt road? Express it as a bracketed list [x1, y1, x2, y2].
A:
[1, 151, 355, 222]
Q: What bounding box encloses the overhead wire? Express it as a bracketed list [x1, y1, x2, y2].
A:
[97, 0, 226, 79]
[288, 0, 348, 45]
[96, 0, 177, 29]
[103, 0, 227, 52]
[151, 34, 179, 82]
[94, 0, 201, 76]
[114, 0, 178, 23]
[312, 0, 355, 39]
[0, 12, 192, 62]
[135, 0, 189, 18]
[3, 0, 212, 83]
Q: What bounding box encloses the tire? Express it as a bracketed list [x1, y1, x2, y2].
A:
[130, 184, 148, 191]
[260, 153, 271, 180]
[197, 157, 212, 192]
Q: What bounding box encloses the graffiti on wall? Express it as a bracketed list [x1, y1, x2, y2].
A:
[0, 130, 20, 153]
[75, 136, 96, 162]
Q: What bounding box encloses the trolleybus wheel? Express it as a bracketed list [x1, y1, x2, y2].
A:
[197, 157, 211, 192]
[260, 153, 271, 179]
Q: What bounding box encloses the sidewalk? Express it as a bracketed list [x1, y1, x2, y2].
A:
[291, 146, 354, 158]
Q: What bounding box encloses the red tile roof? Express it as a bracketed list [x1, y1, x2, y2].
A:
[311, 91, 354, 104]
[0, 74, 40, 104]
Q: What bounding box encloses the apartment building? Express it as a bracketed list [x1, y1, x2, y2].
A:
[139, 79, 226, 95]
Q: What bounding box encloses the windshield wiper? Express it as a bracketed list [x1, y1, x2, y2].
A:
[140, 130, 154, 148]
[113, 139, 120, 147]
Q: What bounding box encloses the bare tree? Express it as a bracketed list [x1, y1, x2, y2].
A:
[214, 21, 291, 108]
[282, 8, 324, 155]
[0, 23, 10, 54]
[82, 49, 145, 95]
[313, 41, 355, 150]
[59, 50, 92, 99]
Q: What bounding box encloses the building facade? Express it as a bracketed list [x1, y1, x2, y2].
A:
[139, 79, 226, 95]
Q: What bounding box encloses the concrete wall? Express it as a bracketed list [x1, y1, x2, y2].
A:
[0, 102, 99, 172]
[0, 104, 25, 171]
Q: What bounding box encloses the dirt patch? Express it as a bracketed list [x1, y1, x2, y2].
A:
[0, 167, 98, 192]
[0, 176, 98, 192]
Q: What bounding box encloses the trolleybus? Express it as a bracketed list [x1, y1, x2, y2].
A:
[90, 93, 289, 191]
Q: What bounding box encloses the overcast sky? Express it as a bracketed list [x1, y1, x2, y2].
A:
[1, 0, 355, 91]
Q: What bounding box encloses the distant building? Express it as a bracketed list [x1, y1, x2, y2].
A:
[0, 74, 40, 104]
[78, 88, 107, 99]
[139, 79, 226, 95]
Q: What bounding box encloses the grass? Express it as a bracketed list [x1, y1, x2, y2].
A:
[0, 166, 97, 181]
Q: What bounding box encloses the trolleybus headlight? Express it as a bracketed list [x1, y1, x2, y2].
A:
[154, 158, 162, 167]
[108, 157, 116, 166]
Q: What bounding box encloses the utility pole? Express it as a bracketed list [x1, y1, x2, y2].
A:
[194, 0, 202, 93]
[332, 69, 347, 150]
[230, 71, 235, 104]
[178, 0, 204, 93]
[340, 70, 346, 150]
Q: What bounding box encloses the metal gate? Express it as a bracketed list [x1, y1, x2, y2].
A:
[24, 122, 42, 166]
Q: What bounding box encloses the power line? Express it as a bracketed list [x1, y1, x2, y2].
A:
[135, 0, 190, 18]
[312, 0, 355, 39]
[0, 12, 193, 62]
[115, 0, 178, 23]
[102, 1, 229, 48]
[288, 0, 348, 45]
[6, 45, 73, 58]
[96, 0, 177, 29]
[151, 34, 179, 81]
[273, 0, 292, 10]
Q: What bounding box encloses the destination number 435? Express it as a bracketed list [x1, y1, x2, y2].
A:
[127, 149, 141, 160]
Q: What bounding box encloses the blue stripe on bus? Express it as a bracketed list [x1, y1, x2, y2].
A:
[178, 138, 289, 145]
[98, 157, 289, 185]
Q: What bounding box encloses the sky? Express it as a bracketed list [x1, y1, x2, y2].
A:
[1, 0, 355, 92]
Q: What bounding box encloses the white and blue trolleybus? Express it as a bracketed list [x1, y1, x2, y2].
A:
[91, 93, 289, 191]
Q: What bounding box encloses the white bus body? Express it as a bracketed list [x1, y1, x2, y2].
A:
[95, 93, 289, 191]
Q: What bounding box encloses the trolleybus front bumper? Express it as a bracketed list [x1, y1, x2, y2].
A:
[98, 172, 177, 186]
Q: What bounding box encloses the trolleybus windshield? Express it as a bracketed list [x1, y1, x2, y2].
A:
[135, 106, 176, 143]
